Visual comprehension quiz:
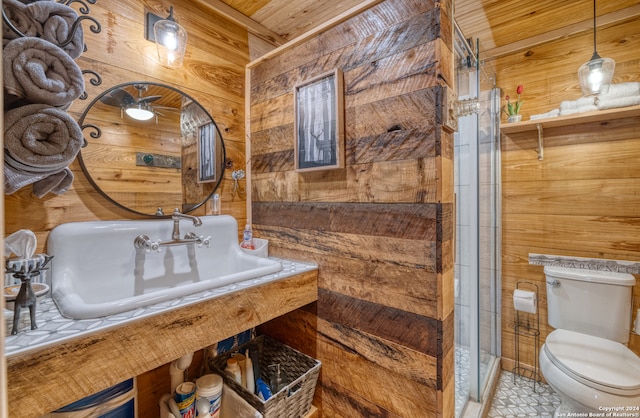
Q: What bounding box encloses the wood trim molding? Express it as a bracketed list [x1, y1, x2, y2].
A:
[247, 0, 385, 68]
[483, 4, 640, 59]
[193, 0, 286, 46]
[245, 67, 253, 223]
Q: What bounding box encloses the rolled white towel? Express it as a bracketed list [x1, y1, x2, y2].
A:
[597, 95, 640, 110]
[530, 109, 560, 120]
[601, 82, 640, 99]
[560, 96, 596, 112]
[559, 104, 597, 116]
[577, 96, 596, 107]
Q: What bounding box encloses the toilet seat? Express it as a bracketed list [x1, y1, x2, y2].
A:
[544, 329, 640, 396]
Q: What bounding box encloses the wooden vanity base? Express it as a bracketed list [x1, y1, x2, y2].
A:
[6, 270, 318, 418]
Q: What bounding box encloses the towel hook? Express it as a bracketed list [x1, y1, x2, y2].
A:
[232, 170, 246, 197]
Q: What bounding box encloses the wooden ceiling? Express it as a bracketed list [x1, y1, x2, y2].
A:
[454, 0, 640, 59]
[215, 0, 368, 41]
[197, 0, 640, 60]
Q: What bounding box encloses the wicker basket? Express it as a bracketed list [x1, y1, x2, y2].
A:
[207, 335, 320, 418]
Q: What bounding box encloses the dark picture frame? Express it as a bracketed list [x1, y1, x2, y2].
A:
[294, 69, 344, 172]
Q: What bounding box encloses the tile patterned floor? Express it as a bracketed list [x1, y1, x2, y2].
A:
[487, 370, 561, 417]
[455, 346, 471, 416]
[455, 343, 561, 417]
[455, 346, 490, 417]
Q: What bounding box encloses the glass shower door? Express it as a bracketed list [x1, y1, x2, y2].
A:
[453, 24, 501, 417]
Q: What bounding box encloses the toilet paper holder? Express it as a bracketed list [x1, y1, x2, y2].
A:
[512, 281, 542, 392]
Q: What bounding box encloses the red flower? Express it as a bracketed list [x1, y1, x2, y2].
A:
[503, 85, 524, 117]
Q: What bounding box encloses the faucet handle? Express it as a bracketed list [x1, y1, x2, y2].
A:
[134, 235, 161, 253]
[184, 232, 210, 248]
[148, 240, 161, 253]
[199, 236, 211, 248]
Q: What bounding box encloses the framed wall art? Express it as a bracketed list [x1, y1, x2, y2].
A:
[198, 121, 217, 183]
[294, 69, 344, 172]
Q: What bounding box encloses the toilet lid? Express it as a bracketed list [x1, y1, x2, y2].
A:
[544, 329, 640, 395]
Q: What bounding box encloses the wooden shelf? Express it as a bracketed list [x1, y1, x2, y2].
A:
[500, 104, 640, 134]
[500, 104, 640, 160]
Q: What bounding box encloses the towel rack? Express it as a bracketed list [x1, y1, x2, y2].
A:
[512, 281, 543, 392]
[2, 0, 103, 101]
[2, 0, 102, 51]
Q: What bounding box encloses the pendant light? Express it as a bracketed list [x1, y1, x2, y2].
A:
[145, 6, 187, 68]
[577, 0, 614, 96]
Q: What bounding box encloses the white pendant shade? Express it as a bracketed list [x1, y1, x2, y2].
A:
[578, 55, 615, 96]
[578, 0, 615, 96]
[154, 18, 187, 68]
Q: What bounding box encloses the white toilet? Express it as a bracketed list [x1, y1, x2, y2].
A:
[540, 266, 640, 416]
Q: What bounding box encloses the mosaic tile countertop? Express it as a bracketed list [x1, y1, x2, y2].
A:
[4, 258, 317, 358]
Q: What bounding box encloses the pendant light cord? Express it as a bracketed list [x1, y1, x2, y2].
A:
[592, 0, 597, 54]
[589, 0, 600, 61]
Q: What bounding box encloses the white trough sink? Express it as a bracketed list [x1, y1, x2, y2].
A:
[47, 215, 282, 319]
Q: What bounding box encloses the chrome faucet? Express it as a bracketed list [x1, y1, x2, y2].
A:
[171, 208, 202, 240]
[134, 209, 210, 252]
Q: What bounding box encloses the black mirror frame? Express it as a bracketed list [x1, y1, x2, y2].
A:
[77, 81, 226, 217]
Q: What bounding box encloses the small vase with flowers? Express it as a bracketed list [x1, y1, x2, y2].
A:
[503, 85, 524, 123]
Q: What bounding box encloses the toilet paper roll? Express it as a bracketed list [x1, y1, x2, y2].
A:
[634, 309, 640, 335]
[513, 289, 537, 314]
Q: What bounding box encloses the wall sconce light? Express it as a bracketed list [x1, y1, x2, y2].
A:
[144, 6, 187, 68]
[577, 0, 615, 96]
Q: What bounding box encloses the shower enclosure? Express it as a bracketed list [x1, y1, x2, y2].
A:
[453, 22, 501, 417]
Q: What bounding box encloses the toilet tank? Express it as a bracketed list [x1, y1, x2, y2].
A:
[544, 266, 636, 343]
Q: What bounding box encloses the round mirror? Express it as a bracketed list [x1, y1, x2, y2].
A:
[78, 82, 226, 216]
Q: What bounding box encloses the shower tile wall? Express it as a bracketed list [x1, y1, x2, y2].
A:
[455, 111, 476, 350]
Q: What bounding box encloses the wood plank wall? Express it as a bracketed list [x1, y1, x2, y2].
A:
[496, 16, 640, 371]
[248, 0, 455, 416]
[3, 0, 249, 415]
[4, 0, 249, 252]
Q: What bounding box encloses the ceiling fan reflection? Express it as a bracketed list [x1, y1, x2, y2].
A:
[99, 84, 178, 122]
